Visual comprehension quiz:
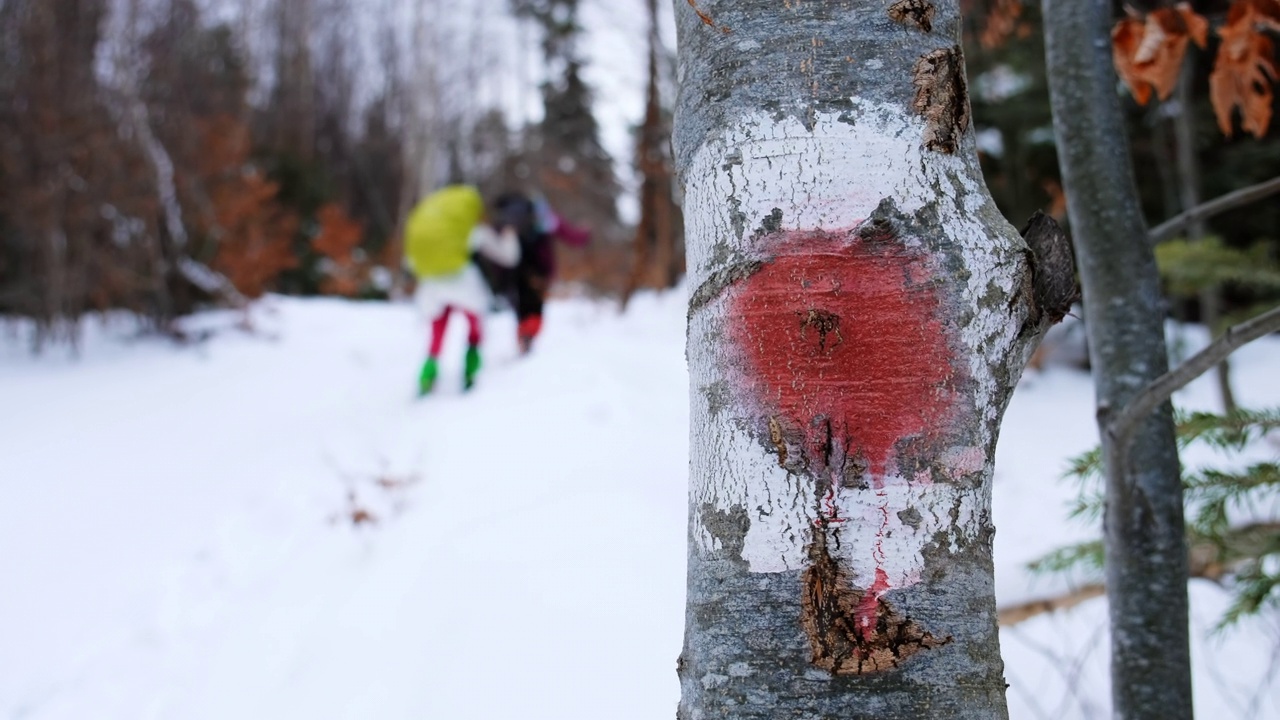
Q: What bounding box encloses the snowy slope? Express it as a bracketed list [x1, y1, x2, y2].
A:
[2, 293, 1278, 719]
[0, 295, 688, 720]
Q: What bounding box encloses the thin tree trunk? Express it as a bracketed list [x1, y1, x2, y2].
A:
[413, 0, 441, 197]
[1172, 67, 1204, 242]
[114, 16, 247, 313]
[675, 1, 1065, 716]
[1198, 285, 1236, 411]
[120, 0, 175, 325]
[274, 0, 315, 161]
[1151, 116, 1184, 226]
[622, 0, 668, 310]
[1042, 2, 1191, 719]
[1174, 63, 1236, 415]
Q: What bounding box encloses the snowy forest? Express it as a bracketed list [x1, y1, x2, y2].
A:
[0, 0, 682, 347]
[2, 0, 1280, 718]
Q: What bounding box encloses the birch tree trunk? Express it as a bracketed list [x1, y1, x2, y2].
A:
[675, 1, 1066, 716]
[1042, 2, 1191, 718]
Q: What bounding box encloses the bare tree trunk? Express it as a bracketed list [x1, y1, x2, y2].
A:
[621, 0, 670, 310]
[1173, 64, 1236, 415]
[112, 0, 247, 313]
[272, 0, 316, 160]
[675, 1, 1066, 716]
[1042, 2, 1191, 719]
[409, 0, 442, 200]
[118, 0, 176, 324]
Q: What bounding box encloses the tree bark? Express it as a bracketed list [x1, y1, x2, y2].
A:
[675, 1, 1060, 716]
[1041, 2, 1192, 719]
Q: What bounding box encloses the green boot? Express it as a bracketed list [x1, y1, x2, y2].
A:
[418, 357, 439, 396]
[462, 345, 482, 391]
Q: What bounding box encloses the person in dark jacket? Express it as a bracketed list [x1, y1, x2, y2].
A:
[490, 192, 590, 354]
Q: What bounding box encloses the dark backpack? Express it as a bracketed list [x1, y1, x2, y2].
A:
[494, 192, 554, 276]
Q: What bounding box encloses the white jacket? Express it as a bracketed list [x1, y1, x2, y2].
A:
[413, 225, 520, 318]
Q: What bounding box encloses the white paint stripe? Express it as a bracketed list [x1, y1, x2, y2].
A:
[687, 101, 1024, 589]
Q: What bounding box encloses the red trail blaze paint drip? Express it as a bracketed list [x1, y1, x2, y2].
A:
[855, 567, 893, 636]
[729, 227, 961, 637]
[729, 227, 959, 481]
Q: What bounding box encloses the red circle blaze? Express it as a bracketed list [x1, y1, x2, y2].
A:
[728, 228, 960, 483]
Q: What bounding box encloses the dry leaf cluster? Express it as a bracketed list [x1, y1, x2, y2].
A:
[311, 203, 367, 297]
[1209, 0, 1280, 138]
[199, 116, 300, 299]
[980, 0, 1030, 50]
[1113, 2, 1209, 105]
[1113, 0, 1280, 139]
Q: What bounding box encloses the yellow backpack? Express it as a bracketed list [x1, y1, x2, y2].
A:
[404, 185, 484, 278]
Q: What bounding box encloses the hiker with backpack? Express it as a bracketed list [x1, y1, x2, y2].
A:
[404, 185, 520, 394]
[490, 192, 591, 354]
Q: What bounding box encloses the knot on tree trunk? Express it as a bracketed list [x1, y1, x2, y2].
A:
[1020, 211, 1079, 326]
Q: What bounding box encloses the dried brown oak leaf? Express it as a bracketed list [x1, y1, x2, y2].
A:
[312, 203, 366, 296]
[979, 0, 1024, 50]
[1113, 2, 1208, 105]
[1210, 0, 1280, 138]
[312, 203, 363, 262]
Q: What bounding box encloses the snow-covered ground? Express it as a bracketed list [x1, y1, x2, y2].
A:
[2, 292, 1278, 719]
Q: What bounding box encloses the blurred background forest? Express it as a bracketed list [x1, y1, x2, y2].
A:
[0, 0, 684, 350]
[0, 0, 1277, 350]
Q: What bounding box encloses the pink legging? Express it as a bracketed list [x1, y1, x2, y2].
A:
[429, 305, 481, 357]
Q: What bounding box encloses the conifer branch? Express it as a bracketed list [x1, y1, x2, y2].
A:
[1004, 522, 1280, 627]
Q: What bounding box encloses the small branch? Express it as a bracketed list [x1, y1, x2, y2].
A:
[1110, 304, 1280, 449]
[998, 584, 1105, 626]
[1149, 176, 1280, 245]
[176, 258, 248, 310]
[999, 524, 1280, 626]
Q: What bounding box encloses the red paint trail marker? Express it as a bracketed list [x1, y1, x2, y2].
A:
[729, 227, 959, 481]
[728, 226, 962, 604]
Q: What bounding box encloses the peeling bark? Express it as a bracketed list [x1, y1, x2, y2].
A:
[912, 48, 970, 154]
[889, 0, 936, 32]
[802, 530, 950, 675]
